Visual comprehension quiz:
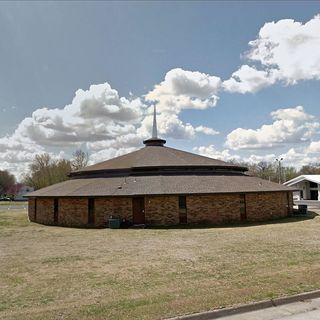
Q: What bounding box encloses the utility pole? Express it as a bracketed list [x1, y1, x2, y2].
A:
[276, 158, 284, 184]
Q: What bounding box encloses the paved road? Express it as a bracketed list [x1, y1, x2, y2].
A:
[218, 297, 320, 320]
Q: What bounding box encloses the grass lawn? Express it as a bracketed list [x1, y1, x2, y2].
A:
[0, 208, 320, 320]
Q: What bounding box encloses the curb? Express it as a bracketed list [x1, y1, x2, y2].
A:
[167, 289, 320, 320]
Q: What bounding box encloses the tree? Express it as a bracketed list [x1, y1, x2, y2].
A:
[71, 149, 89, 171]
[299, 164, 320, 175]
[0, 170, 15, 195]
[23, 154, 71, 190]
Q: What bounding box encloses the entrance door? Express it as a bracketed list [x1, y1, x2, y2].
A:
[132, 197, 145, 224]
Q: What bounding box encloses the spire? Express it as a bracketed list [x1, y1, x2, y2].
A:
[143, 105, 166, 147]
[152, 105, 158, 138]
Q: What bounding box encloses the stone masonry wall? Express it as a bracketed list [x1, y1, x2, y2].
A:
[187, 194, 241, 224]
[145, 195, 179, 225]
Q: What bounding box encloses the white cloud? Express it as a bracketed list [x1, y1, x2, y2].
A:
[225, 106, 320, 150]
[223, 65, 277, 93]
[194, 126, 219, 135]
[143, 68, 220, 139]
[0, 79, 220, 179]
[146, 68, 221, 112]
[194, 144, 319, 169]
[14, 83, 145, 146]
[307, 140, 320, 153]
[223, 15, 320, 93]
[194, 145, 241, 162]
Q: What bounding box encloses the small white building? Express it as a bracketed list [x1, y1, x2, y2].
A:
[284, 175, 320, 205]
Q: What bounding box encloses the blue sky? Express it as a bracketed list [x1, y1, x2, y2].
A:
[1, 1, 320, 178]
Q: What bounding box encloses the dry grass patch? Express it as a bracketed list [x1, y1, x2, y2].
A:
[0, 208, 319, 319]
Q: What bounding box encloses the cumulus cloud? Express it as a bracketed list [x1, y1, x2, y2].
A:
[194, 144, 319, 169]
[15, 83, 145, 146]
[137, 110, 219, 140]
[223, 65, 277, 93]
[223, 15, 320, 93]
[225, 106, 320, 150]
[144, 68, 220, 139]
[146, 68, 221, 112]
[0, 78, 221, 178]
[194, 145, 241, 162]
[307, 140, 320, 153]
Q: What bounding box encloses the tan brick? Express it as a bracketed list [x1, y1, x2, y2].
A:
[28, 191, 293, 227]
[58, 198, 88, 227]
[145, 195, 179, 225]
[27, 198, 36, 222]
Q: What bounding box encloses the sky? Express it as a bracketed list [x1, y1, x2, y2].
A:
[1, 1, 320, 179]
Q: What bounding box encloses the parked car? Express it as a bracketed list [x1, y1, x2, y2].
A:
[0, 197, 12, 201]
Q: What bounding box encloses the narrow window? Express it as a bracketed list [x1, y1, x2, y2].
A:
[179, 195, 187, 224]
[88, 198, 95, 225]
[54, 198, 59, 224]
[240, 194, 247, 221]
[34, 198, 37, 221]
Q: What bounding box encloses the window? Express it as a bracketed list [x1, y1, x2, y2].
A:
[88, 198, 95, 225]
[310, 181, 318, 188]
[179, 195, 186, 209]
[54, 199, 59, 224]
[179, 195, 187, 224]
[34, 198, 37, 221]
[239, 194, 247, 221]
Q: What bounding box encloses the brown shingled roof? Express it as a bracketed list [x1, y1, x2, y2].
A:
[27, 174, 293, 197]
[73, 145, 245, 173]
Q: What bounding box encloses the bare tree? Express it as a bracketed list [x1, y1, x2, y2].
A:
[71, 149, 89, 171]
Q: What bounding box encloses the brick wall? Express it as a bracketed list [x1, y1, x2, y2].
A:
[187, 194, 241, 224]
[145, 195, 179, 225]
[28, 198, 36, 221]
[34, 198, 54, 225]
[245, 191, 292, 221]
[58, 198, 88, 227]
[94, 198, 113, 227]
[288, 192, 294, 215]
[28, 191, 293, 227]
[112, 197, 133, 221]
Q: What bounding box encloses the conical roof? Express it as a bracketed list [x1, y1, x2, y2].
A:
[72, 144, 247, 175]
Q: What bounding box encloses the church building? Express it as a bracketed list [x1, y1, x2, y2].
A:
[27, 108, 294, 227]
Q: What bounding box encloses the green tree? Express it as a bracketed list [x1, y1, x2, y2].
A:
[23, 154, 71, 190]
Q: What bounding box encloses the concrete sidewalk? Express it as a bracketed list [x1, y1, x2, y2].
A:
[214, 297, 320, 320]
[169, 291, 320, 320]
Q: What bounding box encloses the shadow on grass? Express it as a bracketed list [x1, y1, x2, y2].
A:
[146, 211, 319, 230]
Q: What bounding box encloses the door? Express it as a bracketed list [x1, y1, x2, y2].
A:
[132, 197, 145, 224]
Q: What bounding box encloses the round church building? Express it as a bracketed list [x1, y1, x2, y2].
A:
[27, 112, 294, 227]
